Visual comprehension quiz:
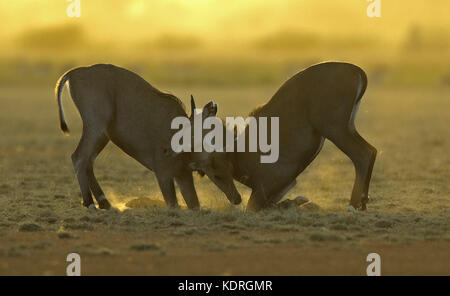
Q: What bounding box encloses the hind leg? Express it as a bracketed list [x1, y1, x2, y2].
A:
[68, 85, 114, 208]
[87, 163, 111, 209]
[72, 129, 108, 208]
[86, 134, 112, 209]
[325, 128, 376, 210]
[353, 131, 377, 210]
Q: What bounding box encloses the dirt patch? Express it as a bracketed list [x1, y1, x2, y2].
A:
[0, 231, 449, 275]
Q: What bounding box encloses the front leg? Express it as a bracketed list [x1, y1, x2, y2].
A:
[247, 184, 268, 212]
[155, 174, 178, 208]
[175, 170, 200, 210]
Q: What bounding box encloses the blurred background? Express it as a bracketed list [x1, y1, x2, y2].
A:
[0, 0, 449, 211]
[1, 0, 449, 88]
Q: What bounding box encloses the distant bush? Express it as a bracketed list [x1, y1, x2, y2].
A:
[254, 29, 376, 52]
[152, 34, 203, 50]
[402, 24, 450, 51]
[254, 29, 319, 51]
[16, 24, 88, 51]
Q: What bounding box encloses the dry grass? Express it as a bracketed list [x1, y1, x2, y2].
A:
[0, 84, 449, 274]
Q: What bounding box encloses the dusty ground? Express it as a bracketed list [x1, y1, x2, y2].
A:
[0, 84, 449, 275]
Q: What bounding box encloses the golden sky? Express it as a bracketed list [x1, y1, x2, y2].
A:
[1, 0, 449, 45]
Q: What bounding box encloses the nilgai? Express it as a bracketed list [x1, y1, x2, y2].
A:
[55, 64, 241, 209]
[191, 62, 377, 212]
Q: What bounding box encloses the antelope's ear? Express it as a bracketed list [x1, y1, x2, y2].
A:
[202, 101, 218, 118]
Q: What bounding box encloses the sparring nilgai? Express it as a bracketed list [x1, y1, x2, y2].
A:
[55, 64, 241, 209]
[192, 62, 377, 212]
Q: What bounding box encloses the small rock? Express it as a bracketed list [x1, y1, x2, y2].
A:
[57, 232, 77, 239]
[375, 220, 393, 228]
[276, 196, 310, 209]
[130, 243, 161, 251]
[294, 196, 309, 205]
[19, 223, 43, 232]
[94, 248, 115, 256]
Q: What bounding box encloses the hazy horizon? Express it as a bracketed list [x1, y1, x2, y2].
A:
[1, 0, 449, 46]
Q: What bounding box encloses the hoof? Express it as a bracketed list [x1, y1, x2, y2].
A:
[347, 205, 356, 212]
[98, 198, 112, 210]
[360, 195, 370, 211]
[86, 203, 97, 210]
[294, 196, 309, 206]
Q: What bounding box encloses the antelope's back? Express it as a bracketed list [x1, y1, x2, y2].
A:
[259, 62, 366, 119]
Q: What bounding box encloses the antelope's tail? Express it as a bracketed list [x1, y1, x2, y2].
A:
[55, 70, 73, 135]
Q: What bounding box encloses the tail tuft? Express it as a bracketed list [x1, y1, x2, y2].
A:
[55, 70, 73, 135]
[60, 121, 70, 135]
